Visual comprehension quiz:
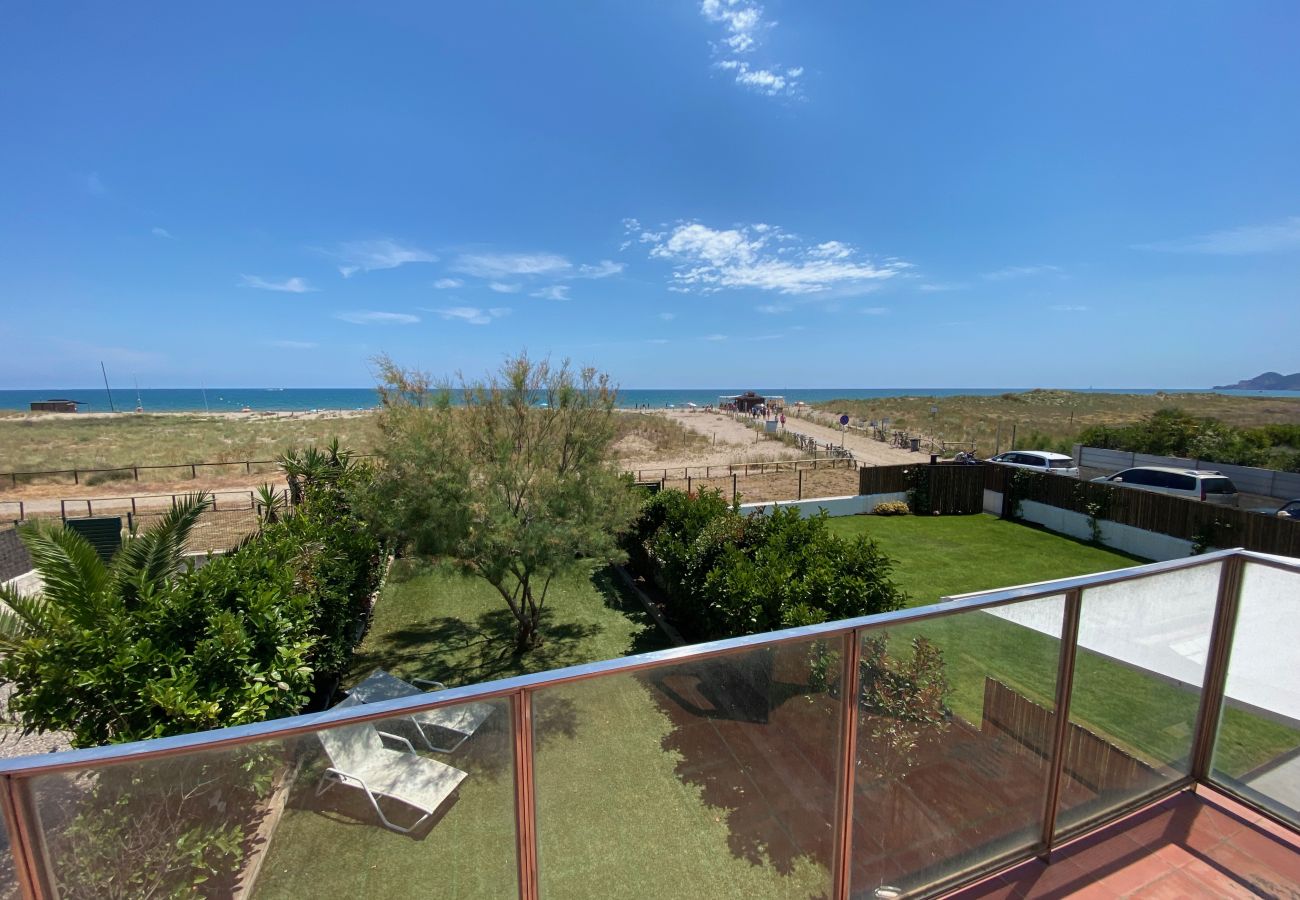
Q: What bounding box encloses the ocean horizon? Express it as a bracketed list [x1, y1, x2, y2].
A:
[3, 386, 1299, 414]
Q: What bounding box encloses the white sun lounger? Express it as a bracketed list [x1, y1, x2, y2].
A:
[316, 697, 468, 834]
[346, 668, 494, 753]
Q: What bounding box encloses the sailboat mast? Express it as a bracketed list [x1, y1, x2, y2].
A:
[100, 361, 117, 413]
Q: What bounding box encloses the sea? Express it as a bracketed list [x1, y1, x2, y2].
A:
[2, 386, 1298, 413]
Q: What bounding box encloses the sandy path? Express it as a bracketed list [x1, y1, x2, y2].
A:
[781, 413, 921, 466]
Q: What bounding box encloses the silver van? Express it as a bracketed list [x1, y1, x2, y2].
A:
[1091, 467, 1239, 506]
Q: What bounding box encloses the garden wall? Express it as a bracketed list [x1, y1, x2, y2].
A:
[741, 491, 907, 519]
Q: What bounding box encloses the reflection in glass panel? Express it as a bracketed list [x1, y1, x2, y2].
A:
[850, 597, 1064, 896]
[1211, 563, 1300, 825]
[1055, 563, 1221, 836]
[533, 638, 842, 899]
[27, 697, 517, 900]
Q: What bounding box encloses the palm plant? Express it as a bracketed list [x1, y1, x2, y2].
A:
[254, 483, 286, 525]
[0, 492, 210, 651]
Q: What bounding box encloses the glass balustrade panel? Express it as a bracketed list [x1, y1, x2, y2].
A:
[849, 596, 1066, 897]
[1210, 561, 1300, 826]
[532, 637, 844, 899]
[1055, 562, 1222, 837]
[23, 697, 517, 900]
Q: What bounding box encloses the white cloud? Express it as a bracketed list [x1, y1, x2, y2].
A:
[658, 312, 676, 321]
[1051, 304, 1088, 312]
[1134, 217, 1300, 254]
[452, 252, 572, 279]
[703, 333, 728, 341]
[577, 260, 624, 278]
[700, 1, 803, 97]
[433, 277, 463, 289]
[151, 227, 173, 239]
[531, 285, 571, 301]
[860, 307, 889, 315]
[240, 274, 318, 293]
[269, 340, 319, 349]
[983, 265, 1062, 281]
[334, 311, 420, 325]
[756, 303, 791, 314]
[918, 282, 967, 293]
[333, 239, 436, 277]
[716, 60, 802, 97]
[488, 282, 522, 293]
[641, 221, 909, 294]
[432, 306, 511, 326]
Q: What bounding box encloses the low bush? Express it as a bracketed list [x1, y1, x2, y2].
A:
[626, 489, 906, 641]
[873, 500, 910, 516]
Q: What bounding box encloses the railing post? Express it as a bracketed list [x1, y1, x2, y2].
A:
[1, 775, 54, 900]
[831, 629, 863, 900]
[1190, 554, 1246, 782]
[512, 690, 540, 900]
[1038, 588, 1082, 859]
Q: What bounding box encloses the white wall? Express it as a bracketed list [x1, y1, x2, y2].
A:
[1078, 445, 1300, 500]
[741, 492, 907, 519]
[1017, 499, 1195, 561]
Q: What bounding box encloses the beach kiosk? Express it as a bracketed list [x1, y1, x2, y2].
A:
[30, 399, 82, 413]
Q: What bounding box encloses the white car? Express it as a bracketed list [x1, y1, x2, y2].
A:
[1091, 467, 1239, 507]
[986, 451, 1080, 478]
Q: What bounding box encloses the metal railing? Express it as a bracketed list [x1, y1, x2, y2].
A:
[0, 548, 1296, 899]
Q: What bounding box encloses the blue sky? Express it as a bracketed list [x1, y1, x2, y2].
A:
[2, 1, 1298, 389]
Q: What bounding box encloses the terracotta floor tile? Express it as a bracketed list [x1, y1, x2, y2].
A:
[1093, 855, 1173, 896]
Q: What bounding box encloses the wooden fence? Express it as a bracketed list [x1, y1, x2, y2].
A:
[633, 457, 856, 483]
[858, 463, 984, 515]
[983, 464, 1300, 557]
[981, 678, 1158, 796]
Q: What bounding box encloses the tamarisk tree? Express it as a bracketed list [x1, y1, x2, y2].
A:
[364, 352, 640, 653]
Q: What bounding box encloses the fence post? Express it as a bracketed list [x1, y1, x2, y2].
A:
[133, 466, 139, 481]
[190, 464, 197, 479]
[59, 500, 66, 521]
[1038, 588, 1082, 859]
[131, 497, 137, 515]
[687, 475, 692, 495]
[73, 469, 79, 486]
[1190, 555, 1246, 782]
[798, 469, 803, 500]
[732, 474, 737, 504]
[512, 690, 540, 900]
[246, 460, 251, 475]
[830, 629, 863, 900]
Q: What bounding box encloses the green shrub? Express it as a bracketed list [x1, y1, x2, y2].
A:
[628, 491, 906, 641]
[873, 500, 910, 516]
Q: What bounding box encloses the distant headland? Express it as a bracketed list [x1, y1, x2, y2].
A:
[1213, 371, 1300, 390]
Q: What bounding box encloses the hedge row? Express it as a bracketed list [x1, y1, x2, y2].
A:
[624, 489, 906, 642]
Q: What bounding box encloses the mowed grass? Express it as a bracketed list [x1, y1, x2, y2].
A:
[256, 516, 1297, 897]
[256, 563, 827, 900]
[824, 513, 1144, 605]
[827, 514, 1299, 778]
[812, 389, 1300, 456]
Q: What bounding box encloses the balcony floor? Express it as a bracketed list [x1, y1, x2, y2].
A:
[946, 786, 1300, 898]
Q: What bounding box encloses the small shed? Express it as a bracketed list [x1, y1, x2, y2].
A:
[30, 399, 82, 413]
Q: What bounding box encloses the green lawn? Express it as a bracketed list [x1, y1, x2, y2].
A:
[255, 563, 827, 899]
[825, 513, 1146, 605]
[827, 514, 1298, 781]
[254, 517, 1298, 898]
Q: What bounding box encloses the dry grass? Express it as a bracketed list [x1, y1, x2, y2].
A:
[814, 391, 1300, 457]
[0, 411, 709, 494]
